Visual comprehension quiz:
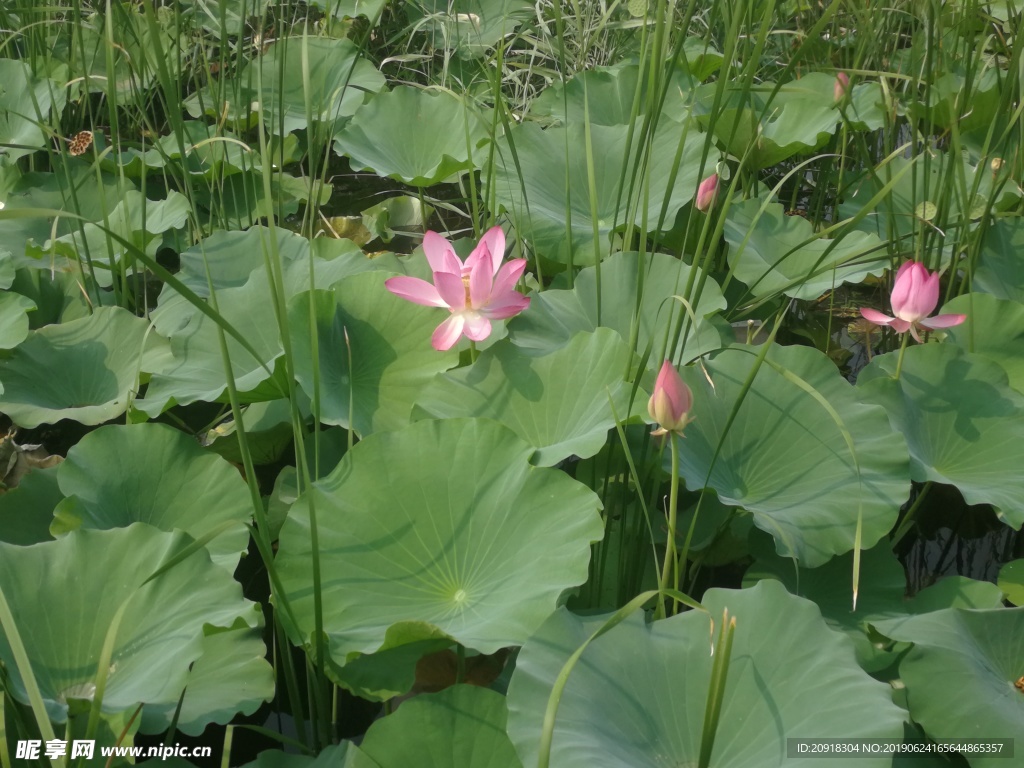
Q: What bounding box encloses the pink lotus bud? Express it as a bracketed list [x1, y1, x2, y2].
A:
[834, 72, 850, 103]
[890, 261, 939, 323]
[695, 174, 719, 213]
[648, 360, 693, 436]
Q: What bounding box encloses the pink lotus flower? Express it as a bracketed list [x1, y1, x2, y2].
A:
[384, 226, 531, 351]
[860, 262, 966, 342]
[648, 360, 694, 436]
[696, 174, 718, 212]
[834, 72, 850, 102]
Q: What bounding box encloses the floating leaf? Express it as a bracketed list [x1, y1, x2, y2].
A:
[490, 119, 706, 264]
[334, 87, 489, 186]
[359, 686, 521, 767]
[0, 525, 258, 722]
[288, 271, 459, 436]
[414, 330, 635, 466]
[507, 581, 906, 768]
[0, 307, 165, 428]
[722, 197, 888, 300]
[874, 606, 1024, 766]
[858, 343, 1024, 529]
[276, 418, 603, 670]
[674, 343, 909, 566]
[507, 251, 728, 362]
[51, 424, 251, 572]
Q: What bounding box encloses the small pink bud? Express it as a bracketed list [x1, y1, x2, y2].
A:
[834, 72, 850, 103]
[648, 360, 693, 436]
[695, 174, 719, 213]
[890, 261, 939, 323]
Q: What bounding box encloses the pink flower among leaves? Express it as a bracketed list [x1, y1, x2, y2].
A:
[384, 226, 531, 351]
[860, 261, 966, 342]
[834, 72, 851, 103]
[648, 360, 694, 437]
[696, 173, 719, 212]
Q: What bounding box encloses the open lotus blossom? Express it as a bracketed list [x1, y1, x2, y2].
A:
[834, 71, 850, 102]
[648, 360, 694, 437]
[860, 261, 966, 342]
[695, 173, 719, 212]
[384, 226, 531, 351]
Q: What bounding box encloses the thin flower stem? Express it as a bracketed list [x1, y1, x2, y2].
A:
[469, 340, 479, 363]
[890, 481, 934, 547]
[656, 435, 681, 618]
[893, 332, 911, 379]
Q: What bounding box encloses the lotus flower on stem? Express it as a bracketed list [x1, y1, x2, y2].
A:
[834, 71, 850, 103]
[859, 261, 966, 343]
[384, 226, 531, 351]
[695, 174, 719, 213]
[648, 360, 694, 437]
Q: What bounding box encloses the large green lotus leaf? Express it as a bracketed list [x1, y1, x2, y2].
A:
[528, 61, 696, 126]
[0, 464, 62, 545]
[857, 343, 1024, 528]
[722, 197, 888, 300]
[140, 235, 368, 416]
[975, 216, 1024, 303]
[276, 418, 603, 665]
[0, 290, 35, 348]
[0, 525, 258, 722]
[694, 75, 841, 169]
[0, 168, 133, 261]
[140, 624, 274, 736]
[674, 344, 908, 566]
[873, 607, 1024, 766]
[359, 686, 521, 768]
[172, 226, 390, 297]
[840, 155, 1020, 256]
[50, 423, 251, 572]
[999, 560, 1024, 606]
[31, 191, 190, 288]
[413, 330, 634, 466]
[240, 743, 370, 768]
[507, 251, 729, 362]
[506, 581, 906, 768]
[490, 118, 706, 264]
[288, 272, 459, 435]
[333, 87, 489, 186]
[406, 0, 534, 59]
[0, 307, 166, 428]
[0, 59, 67, 161]
[185, 37, 385, 134]
[942, 293, 1024, 394]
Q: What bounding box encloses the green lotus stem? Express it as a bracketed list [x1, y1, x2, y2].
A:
[893, 331, 910, 380]
[890, 481, 934, 547]
[456, 643, 467, 684]
[469, 340, 479, 363]
[657, 435, 682, 618]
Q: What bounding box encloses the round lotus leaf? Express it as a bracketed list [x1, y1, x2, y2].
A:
[140, 625, 274, 737]
[722, 197, 888, 300]
[333, 87, 489, 186]
[673, 343, 909, 566]
[998, 561, 1024, 606]
[0, 525, 258, 722]
[489, 118, 705, 264]
[276, 418, 603, 665]
[0, 464, 62, 545]
[414, 329, 636, 466]
[51, 423, 252, 572]
[506, 580, 906, 768]
[943, 293, 1024, 394]
[406, 0, 534, 59]
[288, 272, 459, 436]
[975, 217, 1024, 304]
[857, 343, 1024, 529]
[0, 306, 164, 428]
[184, 36, 385, 134]
[508, 251, 728, 363]
[873, 607, 1024, 767]
[0, 60, 67, 162]
[0, 291, 35, 349]
[358, 686, 520, 768]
